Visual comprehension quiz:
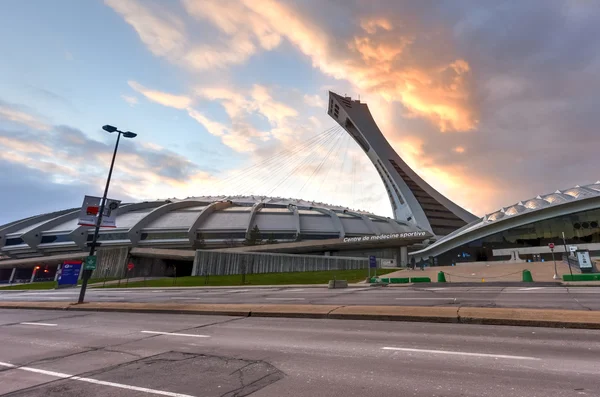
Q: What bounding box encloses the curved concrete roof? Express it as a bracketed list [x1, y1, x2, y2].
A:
[412, 182, 600, 260]
[0, 196, 427, 260]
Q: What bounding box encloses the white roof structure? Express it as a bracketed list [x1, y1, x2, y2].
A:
[412, 182, 600, 260]
[0, 196, 427, 261]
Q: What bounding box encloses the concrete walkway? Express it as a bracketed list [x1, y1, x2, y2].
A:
[2, 301, 600, 329]
[383, 260, 575, 282]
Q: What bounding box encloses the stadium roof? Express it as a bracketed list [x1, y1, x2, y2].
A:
[0, 196, 429, 261]
[412, 182, 600, 260]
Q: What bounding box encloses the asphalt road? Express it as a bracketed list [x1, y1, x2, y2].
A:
[1, 309, 599, 396]
[2, 285, 600, 310]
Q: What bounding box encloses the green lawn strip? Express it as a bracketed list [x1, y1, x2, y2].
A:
[0, 281, 58, 290]
[101, 268, 398, 288]
[81, 277, 119, 285]
[0, 277, 120, 290]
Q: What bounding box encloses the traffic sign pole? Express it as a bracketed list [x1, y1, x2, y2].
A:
[549, 243, 558, 280]
[561, 232, 574, 277]
[78, 131, 123, 304]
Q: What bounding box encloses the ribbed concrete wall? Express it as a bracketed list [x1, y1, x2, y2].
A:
[192, 250, 370, 276]
[94, 248, 129, 278]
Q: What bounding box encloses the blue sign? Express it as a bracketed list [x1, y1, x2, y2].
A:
[369, 256, 377, 268]
[58, 262, 81, 286]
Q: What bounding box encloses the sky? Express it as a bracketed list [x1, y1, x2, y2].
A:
[1, 0, 600, 225]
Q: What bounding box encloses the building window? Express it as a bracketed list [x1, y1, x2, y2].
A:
[4, 237, 24, 246]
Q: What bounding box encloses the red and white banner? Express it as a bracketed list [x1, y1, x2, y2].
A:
[77, 195, 121, 228]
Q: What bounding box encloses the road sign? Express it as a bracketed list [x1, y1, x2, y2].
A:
[58, 261, 81, 286]
[369, 255, 377, 269]
[84, 255, 97, 270]
[127, 262, 135, 271]
[548, 243, 555, 250]
[576, 250, 593, 270]
[569, 245, 578, 252]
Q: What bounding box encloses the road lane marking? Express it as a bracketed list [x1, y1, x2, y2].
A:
[381, 347, 539, 360]
[282, 289, 305, 292]
[0, 361, 194, 397]
[169, 297, 204, 300]
[141, 331, 210, 338]
[265, 297, 306, 301]
[518, 287, 546, 291]
[395, 298, 454, 300]
[19, 322, 57, 327]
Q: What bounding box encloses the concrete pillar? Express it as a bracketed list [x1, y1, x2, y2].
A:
[30, 267, 37, 283]
[400, 246, 408, 267]
[54, 264, 62, 281]
[9, 268, 16, 284]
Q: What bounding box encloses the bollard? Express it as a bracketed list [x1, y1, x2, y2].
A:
[522, 269, 533, 282]
[437, 271, 447, 283]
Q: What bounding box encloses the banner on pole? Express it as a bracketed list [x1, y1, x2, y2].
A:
[77, 195, 121, 228]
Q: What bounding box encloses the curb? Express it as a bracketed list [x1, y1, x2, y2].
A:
[2, 302, 600, 329]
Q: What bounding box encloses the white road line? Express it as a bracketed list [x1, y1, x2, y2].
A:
[0, 361, 194, 397]
[395, 298, 454, 300]
[381, 347, 539, 361]
[169, 297, 204, 300]
[518, 287, 546, 291]
[424, 288, 447, 291]
[141, 331, 210, 338]
[265, 297, 306, 301]
[19, 322, 57, 327]
[282, 289, 304, 293]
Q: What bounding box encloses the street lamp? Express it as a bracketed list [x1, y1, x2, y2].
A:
[78, 125, 137, 304]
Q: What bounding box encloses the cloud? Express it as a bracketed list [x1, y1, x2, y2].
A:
[186, 108, 228, 137]
[104, 0, 186, 58]
[128, 80, 191, 109]
[0, 117, 218, 211]
[0, 100, 50, 131]
[121, 94, 139, 106]
[104, 0, 600, 218]
[303, 94, 325, 108]
[130, 80, 304, 154]
[360, 18, 393, 34]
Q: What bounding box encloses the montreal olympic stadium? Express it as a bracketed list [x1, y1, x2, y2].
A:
[1, 91, 599, 282]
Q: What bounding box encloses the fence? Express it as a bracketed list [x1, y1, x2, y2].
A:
[192, 250, 370, 276]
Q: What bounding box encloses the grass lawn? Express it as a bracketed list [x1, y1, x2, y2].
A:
[0, 281, 58, 290]
[101, 268, 398, 288]
[0, 277, 119, 290]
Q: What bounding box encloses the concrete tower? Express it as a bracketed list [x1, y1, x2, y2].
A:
[328, 91, 477, 236]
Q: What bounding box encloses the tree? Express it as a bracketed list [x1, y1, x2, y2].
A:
[244, 225, 262, 246]
[265, 233, 277, 245]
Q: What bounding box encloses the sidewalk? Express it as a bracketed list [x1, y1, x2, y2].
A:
[2, 301, 600, 329]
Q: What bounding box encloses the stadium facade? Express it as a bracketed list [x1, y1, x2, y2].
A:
[1, 91, 599, 282]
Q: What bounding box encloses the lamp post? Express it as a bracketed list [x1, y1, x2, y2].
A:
[562, 231, 574, 278]
[78, 125, 137, 304]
